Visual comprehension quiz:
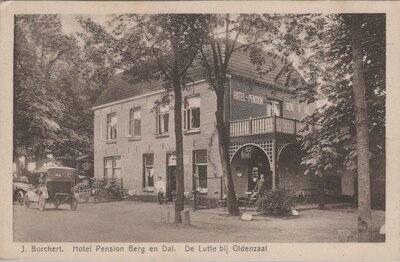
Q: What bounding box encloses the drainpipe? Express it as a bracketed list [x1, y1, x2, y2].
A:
[272, 140, 277, 190]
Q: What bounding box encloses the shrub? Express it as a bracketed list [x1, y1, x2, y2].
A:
[256, 188, 296, 216]
[74, 179, 90, 191]
[92, 177, 122, 200]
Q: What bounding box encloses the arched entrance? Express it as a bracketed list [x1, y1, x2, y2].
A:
[277, 143, 316, 190]
[230, 144, 271, 197]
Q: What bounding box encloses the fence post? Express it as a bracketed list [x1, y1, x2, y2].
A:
[220, 176, 223, 200]
[193, 174, 197, 211]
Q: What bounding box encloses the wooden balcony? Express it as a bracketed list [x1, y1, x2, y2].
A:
[229, 115, 308, 137]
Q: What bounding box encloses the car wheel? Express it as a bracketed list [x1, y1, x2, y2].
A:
[54, 202, 60, 209]
[24, 195, 30, 208]
[70, 198, 78, 211]
[38, 195, 46, 211]
[16, 191, 25, 205]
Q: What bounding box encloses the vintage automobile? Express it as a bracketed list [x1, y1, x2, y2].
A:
[13, 180, 31, 205]
[24, 166, 79, 211]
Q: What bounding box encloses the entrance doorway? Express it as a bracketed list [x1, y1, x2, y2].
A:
[166, 153, 176, 201]
[231, 145, 271, 197]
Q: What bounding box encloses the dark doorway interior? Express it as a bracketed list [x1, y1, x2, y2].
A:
[231, 145, 271, 197]
[166, 153, 176, 201]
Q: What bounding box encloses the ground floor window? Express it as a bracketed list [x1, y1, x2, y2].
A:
[143, 154, 154, 190]
[194, 150, 207, 193]
[104, 156, 121, 179]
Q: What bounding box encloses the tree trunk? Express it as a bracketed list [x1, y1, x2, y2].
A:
[351, 14, 372, 242]
[318, 174, 326, 210]
[173, 76, 185, 224]
[215, 87, 240, 216]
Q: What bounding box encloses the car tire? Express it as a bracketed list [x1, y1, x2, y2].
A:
[24, 195, 30, 208]
[39, 195, 46, 211]
[70, 198, 78, 211]
[16, 191, 25, 205]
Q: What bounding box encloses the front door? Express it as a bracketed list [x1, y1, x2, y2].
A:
[247, 149, 269, 192]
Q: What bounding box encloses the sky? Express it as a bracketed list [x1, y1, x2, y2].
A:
[60, 14, 109, 35]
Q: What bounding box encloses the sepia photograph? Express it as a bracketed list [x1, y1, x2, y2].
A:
[1, 1, 399, 261]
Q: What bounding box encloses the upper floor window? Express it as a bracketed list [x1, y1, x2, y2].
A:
[156, 104, 169, 135]
[184, 96, 200, 131]
[107, 113, 117, 140]
[266, 100, 281, 117]
[129, 107, 141, 137]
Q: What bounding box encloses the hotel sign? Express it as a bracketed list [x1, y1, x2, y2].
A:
[233, 91, 264, 105]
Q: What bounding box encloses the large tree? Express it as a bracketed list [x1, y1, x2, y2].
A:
[80, 14, 209, 223]
[197, 14, 308, 215]
[292, 14, 385, 242]
[14, 14, 104, 162]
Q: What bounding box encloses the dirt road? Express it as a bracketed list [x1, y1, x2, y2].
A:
[13, 201, 384, 242]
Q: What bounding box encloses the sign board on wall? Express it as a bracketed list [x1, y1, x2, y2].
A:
[233, 91, 264, 105]
[230, 84, 267, 121]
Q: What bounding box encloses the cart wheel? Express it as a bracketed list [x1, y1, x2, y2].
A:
[24, 195, 30, 208]
[16, 191, 25, 205]
[70, 198, 78, 211]
[38, 195, 46, 211]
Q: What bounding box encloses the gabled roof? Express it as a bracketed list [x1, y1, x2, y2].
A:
[93, 48, 306, 108]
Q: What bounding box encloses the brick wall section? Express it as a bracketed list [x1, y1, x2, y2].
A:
[94, 81, 222, 197]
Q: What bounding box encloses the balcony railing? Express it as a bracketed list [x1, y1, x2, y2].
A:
[230, 115, 308, 137]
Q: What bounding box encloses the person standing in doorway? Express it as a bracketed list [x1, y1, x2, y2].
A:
[252, 174, 267, 198]
[155, 176, 166, 204]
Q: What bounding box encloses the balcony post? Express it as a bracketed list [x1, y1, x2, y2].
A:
[294, 120, 297, 135]
[271, 139, 277, 190]
[249, 117, 252, 134]
[273, 115, 277, 133]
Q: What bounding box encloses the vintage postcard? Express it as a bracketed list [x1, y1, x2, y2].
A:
[0, 1, 399, 261]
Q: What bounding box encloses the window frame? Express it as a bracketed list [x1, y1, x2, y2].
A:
[266, 99, 282, 117]
[129, 107, 141, 138]
[183, 95, 201, 131]
[193, 149, 208, 193]
[106, 113, 117, 141]
[103, 156, 121, 179]
[143, 153, 155, 191]
[155, 104, 170, 135]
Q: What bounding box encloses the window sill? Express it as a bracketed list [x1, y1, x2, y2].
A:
[196, 188, 208, 194]
[154, 133, 169, 139]
[106, 140, 117, 144]
[143, 187, 154, 193]
[128, 136, 142, 142]
[183, 129, 200, 135]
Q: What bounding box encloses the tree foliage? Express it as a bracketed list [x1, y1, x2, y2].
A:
[297, 14, 385, 177]
[14, 15, 115, 160]
[79, 14, 210, 223]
